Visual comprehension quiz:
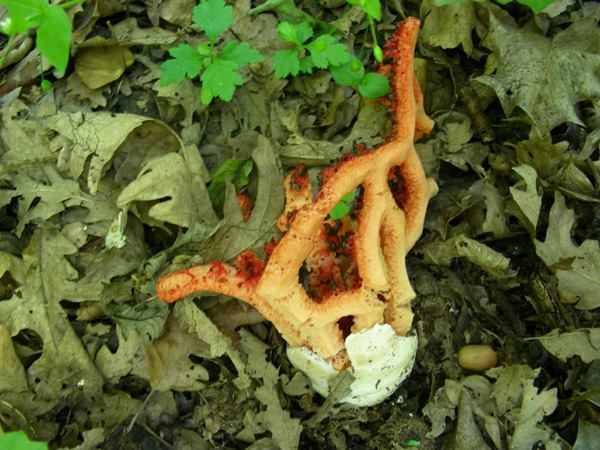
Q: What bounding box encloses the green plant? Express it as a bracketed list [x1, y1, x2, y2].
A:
[159, 0, 264, 104]
[433, 0, 557, 13]
[0, 0, 84, 90]
[329, 192, 355, 219]
[207, 158, 253, 213]
[0, 431, 48, 450]
[272, 0, 390, 99]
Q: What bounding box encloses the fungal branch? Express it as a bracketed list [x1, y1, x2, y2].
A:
[156, 17, 438, 373]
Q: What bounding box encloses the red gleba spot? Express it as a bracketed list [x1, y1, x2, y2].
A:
[289, 165, 309, 191]
[264, 238, 280, 256]
[236, 192, 253, 222]
[234, 251, 265, 288]
[208, 261, 228, 277]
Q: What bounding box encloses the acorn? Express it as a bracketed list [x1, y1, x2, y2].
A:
[458, 345, 498, 371]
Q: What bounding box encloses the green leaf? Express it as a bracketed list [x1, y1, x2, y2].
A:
[219, 40, 264, 68]
[35, 4, 71, 72]
[432, 0, 556, 12]
[329, 192, 354, 219]
[0, 431, 48, 450]
[201, 57, 242, 102]
[207, 159, 253, 212]
[159, 44, 204, 86]
[192, 0, 233, 44]
[346, 0, 382, 21]
[298, 55, 314, 74]
[330, 56, 365, 86]
[277, 21, 313, 46]
[273, 49, 303, 78]
[200, 86, 214, 104]
[3, 0, 45, 33]
[516, 0, 557, 12]
[305, 35, 350, 69]
[358, 72, 391, 99]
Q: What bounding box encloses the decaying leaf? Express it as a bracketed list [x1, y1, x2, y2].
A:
[0, 325, 29, 393]
[101, 281, 168, 343]
[0, 228, 104, 408]
[198, 133, 285, 261]
[174, 298, 250, 389]
[574, 418, 600, 450]
[481, 180, 509, 238]
[239, 330, 302, 450]
[420, 234, 514, 278]
[476, 13, 600, 134]
[509, 164, 542, 236]
[277, 98, 388, 166]
[420, 0, 481, 57]
[535, 192, 600, 309]
[0, 164, 119, 237]
[509, 375, 558, 449]
[515, 128, 567, 179]
[74, 46, 135, 89]
[117, 151, 218, 228]
[143, 313, 212, 391]
[426, 366, 558, 450]
[47, 112, 185, 195]
[422, 112, 490, 175]
[534, 328, 600, 363]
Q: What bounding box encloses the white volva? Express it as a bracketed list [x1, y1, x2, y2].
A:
[287, 324, 418, 406]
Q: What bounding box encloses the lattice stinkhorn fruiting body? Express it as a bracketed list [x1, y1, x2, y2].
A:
[156, 17, 437, 406]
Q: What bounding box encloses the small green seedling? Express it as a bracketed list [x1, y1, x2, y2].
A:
[272, 0, 391, 99]
[434, 0, 557, 13]
[0, 0, 84, 89]
[273, 21, 351, 77]
[159, 0, 264, 104]
[0, 431, 48, 450]
[346, 0, 383, 61]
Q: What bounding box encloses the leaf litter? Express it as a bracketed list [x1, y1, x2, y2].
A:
[0, 0, 600, 449]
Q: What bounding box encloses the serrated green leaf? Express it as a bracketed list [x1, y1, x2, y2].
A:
[358, 72, 391, 98]
[277, 21, 313, 46]
[277, 21, 298, 44]
[219, 40, 264, 68]
[192, 0, 232, 44]
[36, 4, 71, 72]
[201, 57, 242, 102]
[273, 49, 302, 77]
[305, 35, 350, 69]
[159, 44, 204, 86]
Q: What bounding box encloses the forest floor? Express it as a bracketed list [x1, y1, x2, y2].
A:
[1, 0, 600, 449]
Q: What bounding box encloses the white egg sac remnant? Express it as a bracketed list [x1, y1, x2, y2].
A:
[287, 324, 418, 407]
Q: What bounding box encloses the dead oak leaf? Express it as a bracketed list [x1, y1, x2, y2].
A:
[476, 14, 600, 134]
[535, 192, 600, 310]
